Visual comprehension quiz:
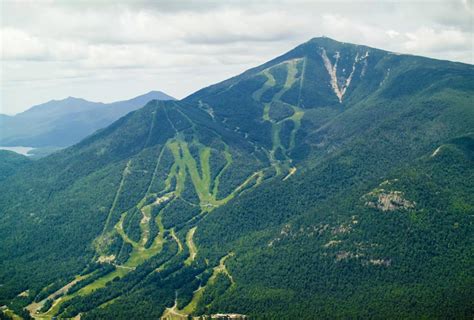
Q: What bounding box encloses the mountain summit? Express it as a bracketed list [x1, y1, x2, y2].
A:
[0, 38, 472, 319]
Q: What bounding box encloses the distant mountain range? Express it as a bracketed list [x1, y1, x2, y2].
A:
[0, 37, 472, 319]
[0, 91, 175, 149]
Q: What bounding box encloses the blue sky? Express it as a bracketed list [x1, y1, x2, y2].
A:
[1, 0, 472, 115]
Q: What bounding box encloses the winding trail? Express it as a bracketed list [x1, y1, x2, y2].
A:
[29, 113, 273, 319]
[253, 59, 305, 176]
[100, 160, 132, 235]
[282, 167, 297, 181]
[26, 274, 89, 317]
[179, 253, 235, 315]
[170, 229, 183, 253]
[184, 227, 198, 265]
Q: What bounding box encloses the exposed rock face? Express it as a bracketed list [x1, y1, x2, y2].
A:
[323, 240, 342, 248]
[320, 48, 369, 103]
[369, 259, 391, 267]
[431, 146, 442, 157]
[363, 181, 415, 211]
[365, 190, 415, 211]
[321, 49, 344, 102]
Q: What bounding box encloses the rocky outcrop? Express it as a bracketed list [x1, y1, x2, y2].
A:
[363, 180, 415, 212]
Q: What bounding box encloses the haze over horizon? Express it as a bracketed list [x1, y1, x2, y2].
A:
[1, 0, 473, 115]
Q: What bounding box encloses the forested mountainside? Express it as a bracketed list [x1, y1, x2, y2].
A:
[0, 91, 174, 149]
[0, 37, 472, 319]
[0, 151, 31, 181]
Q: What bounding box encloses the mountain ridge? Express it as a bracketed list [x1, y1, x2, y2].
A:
[0, 91, 176, 151]
[0, 38, 472, 320]
[4, 91, 175, 117]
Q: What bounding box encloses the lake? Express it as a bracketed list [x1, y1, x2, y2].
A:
[0, 146, 36, 156]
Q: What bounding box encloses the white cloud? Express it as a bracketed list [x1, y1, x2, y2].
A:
[0, 27, 89, 62]
[386, 30, 400, 39]
[404, 27, 470, 53]
[0, 0, 472, 114]
[1, 28, 49, 60]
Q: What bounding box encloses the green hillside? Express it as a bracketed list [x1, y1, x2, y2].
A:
[0, 151, 31, 181]
[0, 37, 472, 320]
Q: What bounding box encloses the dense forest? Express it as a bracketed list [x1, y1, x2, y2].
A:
[0, 37, 473, 319]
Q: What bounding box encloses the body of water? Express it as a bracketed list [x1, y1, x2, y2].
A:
[0, 146, 36, 156]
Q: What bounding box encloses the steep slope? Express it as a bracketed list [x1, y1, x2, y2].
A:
[0, 91, 175, 149]
[186, 37, 473, 167]
[0, 99, 269, 319]
[0, 38, 473, 320]
[194, 135, 474, 319]
[0, 150, 31, 181]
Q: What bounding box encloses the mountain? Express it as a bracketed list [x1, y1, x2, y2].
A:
[0, 37, 472, 320]
[0, 91, 175, 150]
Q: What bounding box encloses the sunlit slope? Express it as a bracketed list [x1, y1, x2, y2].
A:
[194, 135, 474, 318]
[0, 37, 473, 319]
[0, 99, 267, 304]
[186, 37, 473, 162]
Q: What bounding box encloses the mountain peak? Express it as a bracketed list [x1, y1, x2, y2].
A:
[1, 32, 472, 320]
[125, 90, 176, 104]
[302, 36, 370, 52]
[308, 36, 340, 43]
[64, 96, 87, 102]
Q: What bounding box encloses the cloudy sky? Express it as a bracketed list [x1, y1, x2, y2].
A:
[1, 0, 472, 115]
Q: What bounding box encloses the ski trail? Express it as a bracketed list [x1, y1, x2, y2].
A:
[101, 160, 132, 235]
